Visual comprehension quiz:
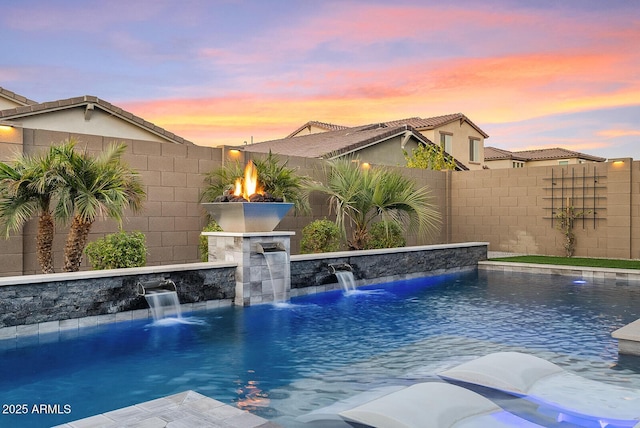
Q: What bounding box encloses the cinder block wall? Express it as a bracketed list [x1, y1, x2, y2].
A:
[17, 129, 221, 274]
[3, 127, 640, 277]
[450, 160, 640, 259]
[0, 126, 25, 276]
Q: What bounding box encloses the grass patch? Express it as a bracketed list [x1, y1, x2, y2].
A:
[488, 255, 640, 270]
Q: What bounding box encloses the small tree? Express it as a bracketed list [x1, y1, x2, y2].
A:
[307, 158, 441, 250]
[555, 198, 589, 257]
[0, 144, 68, 273]
[404, 143, 456, 171]
[55, 141, 146, 272]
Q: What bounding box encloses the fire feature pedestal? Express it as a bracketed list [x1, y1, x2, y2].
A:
[202, 231, 294, 306]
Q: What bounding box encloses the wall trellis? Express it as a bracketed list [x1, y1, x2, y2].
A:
[542, 165, 606, 229]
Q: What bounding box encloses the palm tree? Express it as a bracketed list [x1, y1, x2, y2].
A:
[308, 158, 441, 250]
[0, 148, 65, 274]
[55, 141, 145, 272]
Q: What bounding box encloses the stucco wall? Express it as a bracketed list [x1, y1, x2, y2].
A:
[419, 122, 485, 170]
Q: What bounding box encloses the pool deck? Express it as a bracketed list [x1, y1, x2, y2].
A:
[53, 390, 280, 428]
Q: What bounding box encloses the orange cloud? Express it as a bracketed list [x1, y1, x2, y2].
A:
[122, 4, 640, 148]
[597, 129, 640, 138]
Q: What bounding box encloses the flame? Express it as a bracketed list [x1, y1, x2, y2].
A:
[233, 160, 263, 200]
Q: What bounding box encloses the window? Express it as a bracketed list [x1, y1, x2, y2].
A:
[469, 138, 480, 162]
[440, 133, 452, 154]
[558, 160, 569, 165]
[512, 161, 524, 168]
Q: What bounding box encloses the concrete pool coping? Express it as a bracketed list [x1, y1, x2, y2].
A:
[53, 390, 280, 428]
[478, 260, 640, 282]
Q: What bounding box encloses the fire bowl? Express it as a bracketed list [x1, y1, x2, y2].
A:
[202, 202, 294, 233]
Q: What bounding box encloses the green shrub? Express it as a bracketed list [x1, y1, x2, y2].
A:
[365, 221, 406, 249]
[85, 231, 147, 270]
[301, 219, 341, 254]
[200, 220, 223, 261]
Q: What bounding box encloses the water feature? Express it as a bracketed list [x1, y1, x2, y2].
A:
[329, 263, 357, 292]
[137, 279, 181, 321]
[2, 270, 640, 427]
[257, 242, 290, 303]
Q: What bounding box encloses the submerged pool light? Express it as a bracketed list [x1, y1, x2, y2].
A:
[573, 279, 587, 285]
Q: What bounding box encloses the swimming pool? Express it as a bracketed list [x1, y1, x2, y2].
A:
[1, 269, 640, 427]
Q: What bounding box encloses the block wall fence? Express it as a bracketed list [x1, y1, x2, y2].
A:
[0, 128, 638, 277]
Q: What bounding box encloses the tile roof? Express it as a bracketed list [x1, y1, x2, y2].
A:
[0, 86, 37, 106]
[286, 113, 490, 141]
[514, 147, 605, 162]
[285, 120, 348, 138]
[237, 123, 468, 170]
[485, 146, 606, 162]
[0, 95, 193, 145]
[484, 147, 528, 161]
[243, 124, 407, 158]
[384, 113, 490, 138]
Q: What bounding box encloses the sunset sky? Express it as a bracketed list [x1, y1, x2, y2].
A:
[2, 0, 639, 159]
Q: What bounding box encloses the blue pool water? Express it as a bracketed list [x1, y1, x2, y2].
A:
[2, 269, 640, 427]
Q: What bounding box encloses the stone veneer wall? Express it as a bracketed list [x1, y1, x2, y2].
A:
[0, 262, 236, 331]
[0, 243, 487, 338]
[290, 242, 487, 292]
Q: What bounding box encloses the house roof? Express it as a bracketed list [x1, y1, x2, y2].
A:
[385, 113, 490, 139]
[485, 146, 606, 162]
[285, 120, 349, 138]
[238, 123, 468, 170]
[286, 113, 490, 140]
[0, 87, 37, 107]
[0, 95, 193, 145]
[484, 146, 528, 161]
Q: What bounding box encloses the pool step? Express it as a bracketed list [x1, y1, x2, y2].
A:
[612, 319, 640, 356]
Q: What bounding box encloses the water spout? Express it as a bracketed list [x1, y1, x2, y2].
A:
[256, 242, 286, 253]
[328, 263, 353, 275]
[257, 243, 289, 303]
[329, 263, 357, 292]
[137, 279, 182, 321]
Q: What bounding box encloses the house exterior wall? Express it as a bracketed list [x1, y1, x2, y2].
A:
[0, 98, 24, 110]
[345, 135, 418, 166]
[517, 158, 594, 167]
[290, 124, 334, 137]
[485, 159, 516, 169]
[419, 122, 485, 170]
[485, 157, 604, 169]
[13, 108, 174, 144]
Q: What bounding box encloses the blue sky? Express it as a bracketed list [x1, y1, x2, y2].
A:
[2, 0, 639, 159]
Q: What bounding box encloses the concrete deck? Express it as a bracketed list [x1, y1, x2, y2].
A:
[53, 390, 280, 428]
[613, 319, 640, 357]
